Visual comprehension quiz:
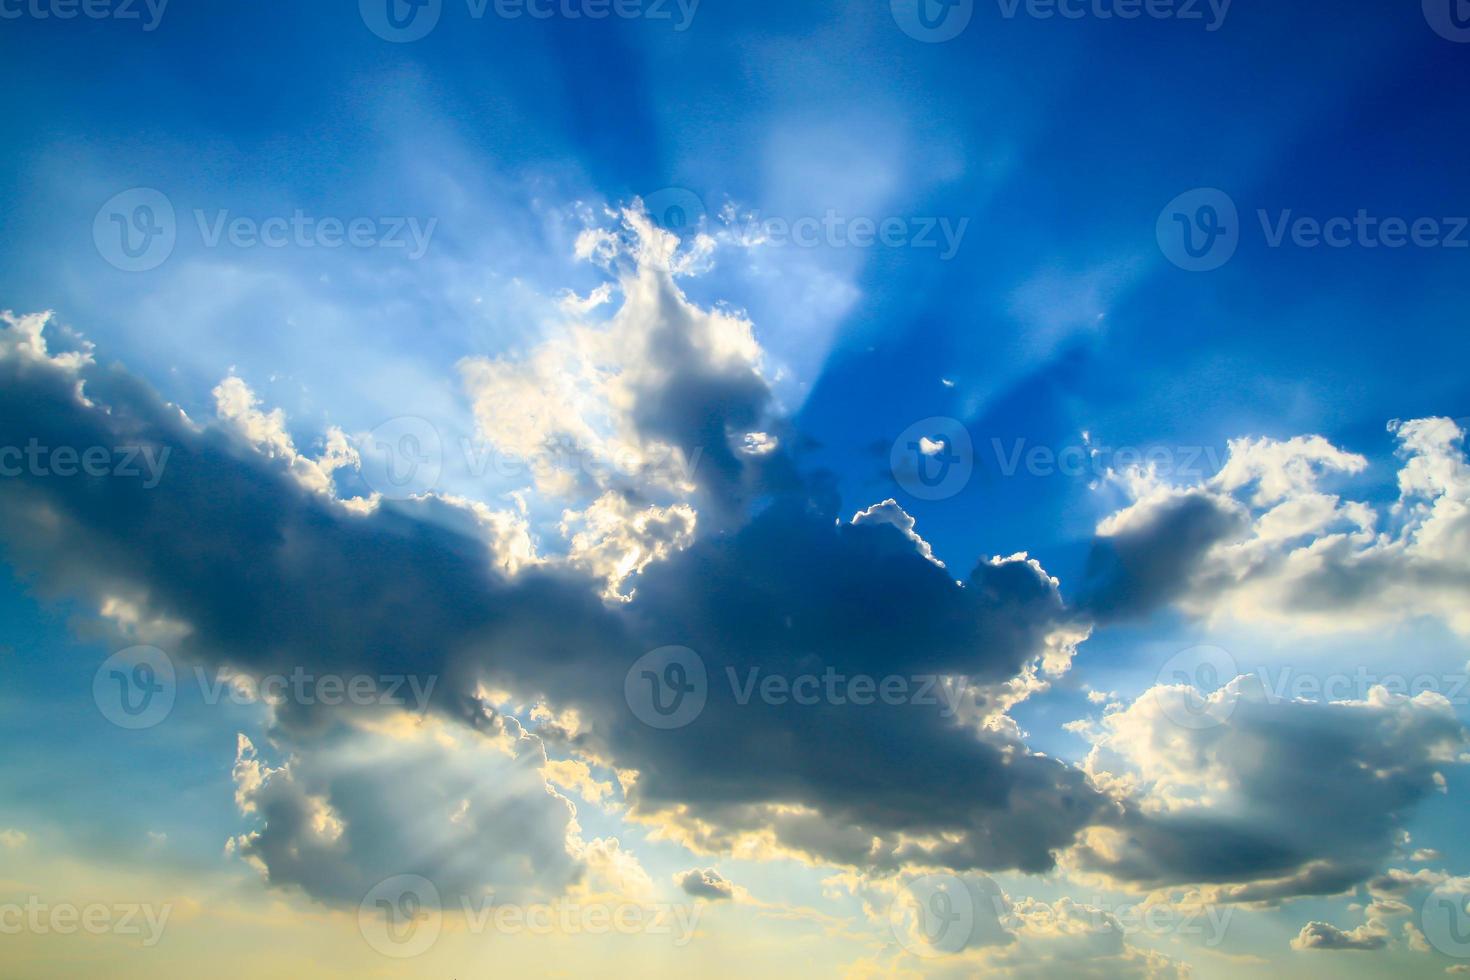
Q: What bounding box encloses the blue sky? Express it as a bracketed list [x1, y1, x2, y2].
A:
[2, 1, 1470, 977]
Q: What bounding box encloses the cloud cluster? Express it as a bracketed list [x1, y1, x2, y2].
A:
[2, 208, 1465, 928]
[846, 873, 1190, 979]
[0, 295, 1096, 903]
[229, 718, 583, 908]
[1073, 680, 1466, 900]
[1082, 420, 1470, 635]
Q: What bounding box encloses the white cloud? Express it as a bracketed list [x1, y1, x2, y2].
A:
[1086, 418, 1470, 635]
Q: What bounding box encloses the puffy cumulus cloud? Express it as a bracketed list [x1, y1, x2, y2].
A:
[844, 874, 1189, 980]
[460, 205, 790, 529]
[676, 867, 735, 901]
[1082, 420, 1470, 635]
[1290, 884, 1424, 953]
[850, 499, 942, 567]
[228, 716, 584, 908]
[1290, 919, 1388, 951]
[1071, 679, 1467, 902]
[570, 836, 657, 902]
[561, 491, 697, 599]
[960, 897, 1192, 980]
[212, 375, 360, 501]
[0, 309, 92, 371]
[0, 309, 1097, 888]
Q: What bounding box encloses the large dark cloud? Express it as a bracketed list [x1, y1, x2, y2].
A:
[4, 313, 1462, 913]
[0, 315, 1101, 892]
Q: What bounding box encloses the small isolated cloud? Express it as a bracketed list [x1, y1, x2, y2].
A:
[1290, 920, 1388, 951]
[677, 868, 734, 901]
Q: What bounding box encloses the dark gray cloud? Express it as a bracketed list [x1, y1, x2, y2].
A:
[4, 314, 1461, 913]
[0, 316, 1100, 894]
[1076, 681, 1466, 900]
[676, 868, 733, 900]
[1078, 490, 1246, 621]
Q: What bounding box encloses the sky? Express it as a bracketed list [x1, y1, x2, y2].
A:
[2, 0, 1470, 976]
